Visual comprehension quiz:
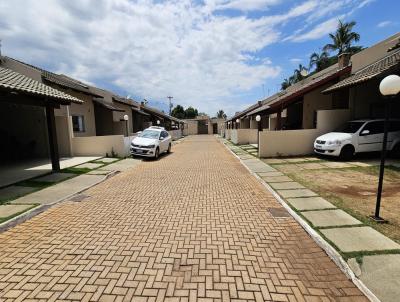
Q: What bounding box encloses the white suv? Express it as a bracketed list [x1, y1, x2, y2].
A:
[130, 127, 172, 159]
[314, 119, 400, 160]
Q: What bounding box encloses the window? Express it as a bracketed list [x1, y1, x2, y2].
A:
[72, 115, 85, 132]
[360, 121, 384, 135]
[160, 131, 168, 139]
[336, 121, 364, 133]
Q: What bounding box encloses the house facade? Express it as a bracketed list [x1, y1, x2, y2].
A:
[226, 32, 400, 157]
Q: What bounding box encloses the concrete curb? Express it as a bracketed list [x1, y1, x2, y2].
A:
[0, 171, 118, 233]
[219, 139, 380, 302]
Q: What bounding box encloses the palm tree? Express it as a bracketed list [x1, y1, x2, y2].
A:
[323, 20, 360, 55]
[309, 51, 329, 72]
[281, 78, 291, 90]
[293, 64, 308, 82]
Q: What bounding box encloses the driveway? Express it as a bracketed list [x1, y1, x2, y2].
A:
[0, 135, 366, 301]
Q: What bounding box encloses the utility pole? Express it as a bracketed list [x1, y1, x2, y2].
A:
[167, 96, 173, 115]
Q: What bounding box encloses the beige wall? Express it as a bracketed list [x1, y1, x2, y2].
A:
[225, 129, 231, 140]
[170, 129, 183, 140]
[112, 102, 133, 135]
[230, 129, 258, 145]
[351, 32, 400, 72]
[259, 109, 350, 157]
[302, 83, 334, 129]
[72, 135, 127, 157]
[55, 91, 96, 137]
[183, 120, 198, 135]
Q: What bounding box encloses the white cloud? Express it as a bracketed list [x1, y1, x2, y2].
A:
[290, 58, 303, 64]
[377, 20, 393, 28]
[0, 0, 373, 115]
[205, 0, 282, 11]
[288, 17, 341, 42]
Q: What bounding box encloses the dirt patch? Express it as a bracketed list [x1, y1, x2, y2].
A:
[288, 167, 400, 243]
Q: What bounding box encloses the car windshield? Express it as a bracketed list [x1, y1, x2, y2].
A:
[138, 130, 160, 139]
[335, 121, 365, 133]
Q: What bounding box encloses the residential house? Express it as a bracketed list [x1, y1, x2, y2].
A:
[0, 65, 83, 176]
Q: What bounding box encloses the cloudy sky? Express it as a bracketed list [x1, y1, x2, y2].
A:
[0, 0, 398, 116]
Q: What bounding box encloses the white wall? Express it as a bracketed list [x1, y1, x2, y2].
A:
[225, 129, 231, 140]
[259, 109, 350, 157]
[170, 129, 183, 140]
[72, 135, 131, 157]
[230, 129, 258, 145]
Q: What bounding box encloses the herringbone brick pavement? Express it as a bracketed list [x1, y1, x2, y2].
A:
[0, 135, 367, 301]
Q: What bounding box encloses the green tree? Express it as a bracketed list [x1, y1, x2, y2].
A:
[323, 20, 360, 55]
[171, 105, 186, 119]
[216, 110, 227, 119]
[185, 106, 198, 118]
[309, 51, 329, 72]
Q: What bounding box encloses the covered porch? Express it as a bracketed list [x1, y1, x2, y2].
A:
[0, 66, 84, 186]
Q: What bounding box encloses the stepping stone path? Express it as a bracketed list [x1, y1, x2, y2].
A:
[302, 209, 362, 227]
[221, 137, 400, 302]
[0, 204, 34, 219]
[99, 158, 141, 172]
[269, 181, 305, 190]
[286, 197, 336, 211]
[95, 157, 119, 163]
[75, 162, 104, 169]
[0, 186, 37, 201]
[262, 175, 294, 183]
[321, 227, 400, 252]
[34, 172, 75, 183]
[11, 174, 105, 205]
[278, 188, 317, 198]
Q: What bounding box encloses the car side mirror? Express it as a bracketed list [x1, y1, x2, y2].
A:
[361, 130, 370, 136]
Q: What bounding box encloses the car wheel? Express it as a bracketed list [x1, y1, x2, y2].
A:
[167, 144, 171, 153]
[339, 145, 355, 161]
[391, 143, 400, 158]
[154, 148, 160, 160]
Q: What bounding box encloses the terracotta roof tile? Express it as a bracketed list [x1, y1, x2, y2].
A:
[0, 66, 83, 104]
[323, 49, 400, 93]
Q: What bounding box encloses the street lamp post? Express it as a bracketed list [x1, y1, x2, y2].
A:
[371, 75, 400, 222]
[256, 115, 261, 157]
[123, 114, 129, 137]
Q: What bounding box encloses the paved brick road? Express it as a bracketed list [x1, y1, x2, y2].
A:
[0, 136, 367, 301]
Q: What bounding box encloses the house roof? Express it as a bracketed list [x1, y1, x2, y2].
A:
[227, 101, 262, 122]
[93, 98, 124, 112]
[0, 66, 83, 104]
[141, 105, 184, 123]
[4, 56, 101, 97]
[323, 48, 400, 94]
[132, 106, 150, 116]
[246, 64, 351, 117]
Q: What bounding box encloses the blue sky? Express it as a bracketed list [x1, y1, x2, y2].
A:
[0, 0, 399, 116]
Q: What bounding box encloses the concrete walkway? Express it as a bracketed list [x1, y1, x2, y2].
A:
[0, 136, 366, 301]
[0, 156, 101, 188]
[227, 139, 400, 302]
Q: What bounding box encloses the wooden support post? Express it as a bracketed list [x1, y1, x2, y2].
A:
[46, 105, 60, 171]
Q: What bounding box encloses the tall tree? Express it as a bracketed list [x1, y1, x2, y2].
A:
[171, 105, 186, 119]
[216, 110, 227, 119]
[309, 51, 329, 72]
[185, 106, 198, 118]
[323, 20, 360, 55]
[293, 64, 308, 82]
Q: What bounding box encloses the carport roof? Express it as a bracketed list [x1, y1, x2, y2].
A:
[4, 56, 101, 97]
[0, 66, 83, 104]
[323, 48, 400, 94]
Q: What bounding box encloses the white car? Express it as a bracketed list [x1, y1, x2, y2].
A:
[130, 127, 172, 159]
[314, 119, 400, 160]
